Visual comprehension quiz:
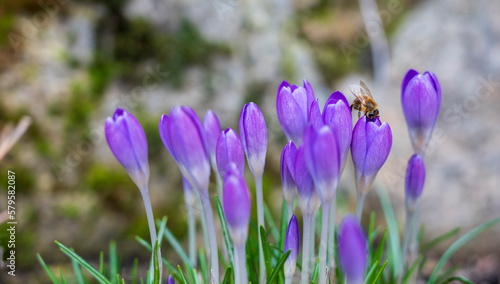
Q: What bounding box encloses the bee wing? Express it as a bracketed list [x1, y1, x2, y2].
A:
[349, 84, 367, 105]
[359, 80, 373, 98]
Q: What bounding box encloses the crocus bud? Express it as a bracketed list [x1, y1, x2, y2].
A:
[351, 117, 392, 194]
[284, 215, 300, 280]
[281, 141, 297, 208]
[216, 128, 245, 181]
[239, 102, 267, 177]
[105, 108, 149, 190]
[276, 80, 315, 144]
[405, 154, 426, 212]
[159, 106, 211, 191]
[303, 125, 341, 204]
[338, 214, 368, 284]
[204, 110, 222, 167]
[223, 169, 251, 246]
[167, 275, 175, 284]
[294, 145, 320, 216]
[323, 91, 353, 174]
[401, 69, 441, 155]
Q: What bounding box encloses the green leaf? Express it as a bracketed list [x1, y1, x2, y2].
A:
[55, 241, 111, 284]
[71, 257, 85, 284]
[311, 258, 320, 284]
[177, 265, 189, 284]
[264, 202, 280, 241]
[109, 241, 118, 282]
[373, 229, 388, 265]
[135, 236, 179, 282]
[156, 216, 168, 247]
[376, 186, 401, 279]
[364, 260, 379, 282]
[131, 258, 139, 284]
[99, 251, 105, 275]
[278, 200, 288, 254]
[37, 253, 60, 284]
[152, 240, 160, 284]
[427, 216, 500, 283]
[420, 228, 460, 253]
[222, 266, 233, 284]
[199, 248, 208, 284]
[266, 250, 290, 284]
[162, 226, 192, 267]
[59, 269, 67, 284]
[440, 276, 475, 284]
[371, 260, 388, 284]
[260, 225, 273, 277]
[216, 196, 234, 267]
[401, 255, 422, 284]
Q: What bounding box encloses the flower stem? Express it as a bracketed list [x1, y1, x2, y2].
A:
[200, 191, 219, 282]
[408, 202, 421, 283]
[311, 213, 316, 259]
[214, 168, 230, 262]
[140, 189, 162, 282]
[319, 203, 331, 284]
[234, 243, 248, 284]
[286, 202, 293, 221]
[185, 193, 197, 267]
[300, 215, 312, 284]
[195, 189, 211, 266]
[255, 175, 266, 283]
[327, 195, 337, 278]
[399, 209, 415, 283]
[356, 191, 367, 221]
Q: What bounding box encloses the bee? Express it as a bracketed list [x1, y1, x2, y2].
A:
[349, 80, 379, 121]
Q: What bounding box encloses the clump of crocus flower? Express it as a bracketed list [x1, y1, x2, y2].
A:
[338, 214, 368, 284]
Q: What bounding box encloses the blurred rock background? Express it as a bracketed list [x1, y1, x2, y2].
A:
[0, 0, 499, 282]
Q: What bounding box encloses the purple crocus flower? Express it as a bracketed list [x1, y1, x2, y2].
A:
[159, 106, 211, 191]
[294, 145, 320, 216]
[223, 168, 251, 246]
[281, 141, 297, 216]
[167, 275, 175, 284]
[351, 116, 392, 194]
[323, 91, 353, 174]
[276, 80, 315, 144]
[216, 128, 245, 181]
[338, 214, 368, 284]
[308, 98, 324, 131]
[203, 110, 222, 168]
[303, 125, 341, 204]
[405, 154, 426, 212]
[239, 102, 267, 177]
[284, 215, 300, 282]
[105, 108, 149, 190]
[401, 69, 441, 155]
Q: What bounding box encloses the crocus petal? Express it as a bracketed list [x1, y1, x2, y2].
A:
[338, 215, 368, 284]
[105, 108, 149, 189]
[303, 79, 315, 106]
[239, 103, 267, 177]
[277, 86, 306, 143]
[216, 128, 245, 181]
[159, 114, 178, 162]
[281, 141, 297, 205]
[294, 145, 314, 215]
[401, 69, 419, 95]
[308, 98, 324, 132]
[203, 110, 222, 165]
[351, 117, 368, 183]
[364, 121, 392, 188]
[405, 154, 426, 207]
[223, 171, 251, 246]
[284, 215, 300, 279]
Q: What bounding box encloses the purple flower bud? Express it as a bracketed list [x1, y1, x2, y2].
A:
[351, 117, 392, 194]
[308, 98, 324, 132]
[223, 170, 251, 246]
[239, 102, 267, 177]
[303, 125, 341, 204]
[167, 275, 175, 284]
[203, 110, 222, 167]
[105, 108, 149, 190]
[281, 141, 297, 206]
[401, 69, 441, 155]
[159, 106, 211, 191]
[294, 145, 320, 216]
[338, 214, 368, 284]
[405, 154, 426, 211]
[276, 80, 315, 144]
[284, 215, 300, 279]
[216, 128, 245, 181]
[323, 91, 353, 173]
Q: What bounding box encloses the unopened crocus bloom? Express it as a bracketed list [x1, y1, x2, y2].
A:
[281, 141, 297, 219]
[405, 154, 426, 213]
[167, 275, 175, 284]
[351, 116, 392, 219]
[239, 102, 267, 282]
[284, 215, 300, 284]
[216, 128, 245, 181]
[203, 110, 222, 169]
[323, 91, 353, 174]
[105, 108, 149, 190]
[159, 106, 211, 191]
[276, 80, 315, 144]
[338, 215, 368, 284]
[223, 168, 251, 284]
[401, 69, 441, 155]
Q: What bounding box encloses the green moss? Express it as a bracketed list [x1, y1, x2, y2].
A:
[243, 82, 267, 106]
[312, 45, 360, 83]
[0, 14, 15, 47]
[64, 81, 93, 133]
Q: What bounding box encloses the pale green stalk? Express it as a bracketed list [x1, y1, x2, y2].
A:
[140, 188, 162, 281]
[300, 215, 312, 284]
[408, 202, 421, 283]
[319, 203, 330, 284]
[234, 243, 248, 284]
[286, 202, 293, 221]
[311, 213, 316, 259]
[185, 194, 197, 267]
[255, 175, 266, 283]
[327, 195, 337, 276]
[356, 191, 367, 220]
[200, 191, 219, 282]
[195, 189, 211, 263]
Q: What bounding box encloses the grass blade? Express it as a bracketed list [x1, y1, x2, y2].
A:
[371, 260, 388, 284]
[109, 241, 118, 282]
[216, 196, 234, 267]
[71, 257, 85, 284]
[364, 260, 379, 282]
[420, 228, 460, 253]
[401, 255, 422, 284]
[177, 266, 188, 284]
[131, 258, 139, 284]
[59, 269, 67, 284]
[152, 240, 160, 284]
[162, 226, 192, 267]
[278, 200, 288, 255]
[37, 253, 61, 284]
[441, 276, 475, 284]
[199, 248, 208, 284]
[427, 216, 500, 283]
[260, 225, 273, 277]
[222, 266, 233, 284]
[264, 202, 280, 241]
[55, 241, 111, 284]
[266, 250, 290, 284]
